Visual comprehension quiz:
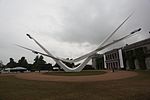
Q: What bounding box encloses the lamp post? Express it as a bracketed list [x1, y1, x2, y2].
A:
[130, 28, 141, 34]
[26, 34, 33, 39]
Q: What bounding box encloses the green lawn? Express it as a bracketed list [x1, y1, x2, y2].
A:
[44, 70, 106, 76]
[0, 70, 150, 100]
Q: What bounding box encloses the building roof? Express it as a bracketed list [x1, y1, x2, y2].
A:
[123, 38, 150, 50]
[92, 53, 103, 58]
[104, 48, 120, 54]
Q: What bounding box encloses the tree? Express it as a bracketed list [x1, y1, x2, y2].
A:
[38, 55, 46, 72]
[33, 55, 46, 72]
[17, 57, 35, 71]
[33, 56, 39, 71]
[0, 60, 4, 71]
[6, 58, 17, 68]
[18, 57, 28, 68]
[0, 60, 3, 67]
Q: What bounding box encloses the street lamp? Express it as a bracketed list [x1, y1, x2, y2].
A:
[130, 28, 141, 34]
[26, 34, 33, 39]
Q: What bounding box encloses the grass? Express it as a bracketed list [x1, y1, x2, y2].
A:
[0, 70, 150, 100]
[44, 70, 106, 76]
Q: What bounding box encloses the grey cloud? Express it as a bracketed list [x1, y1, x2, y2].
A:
[0, 0, 150, 64]
[49, 0, 150, 45]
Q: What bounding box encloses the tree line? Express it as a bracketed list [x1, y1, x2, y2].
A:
[0, 55, 52, 72]
[0, 56, 94, 72]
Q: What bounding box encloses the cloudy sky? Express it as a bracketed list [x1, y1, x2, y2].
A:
[0, 0, 150, 65]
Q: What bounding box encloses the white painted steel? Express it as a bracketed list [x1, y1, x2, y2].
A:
[18, 14, 141, 72]
[119, 49, 124, 68]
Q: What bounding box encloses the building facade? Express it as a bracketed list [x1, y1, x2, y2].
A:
[104, 48, 124, 70]
[92, 54, 104, 70]
[123, 38, 150, 70]
[92, 38, 150, 70]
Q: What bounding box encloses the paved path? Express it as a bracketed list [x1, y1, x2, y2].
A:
[14, 71, 138, 82]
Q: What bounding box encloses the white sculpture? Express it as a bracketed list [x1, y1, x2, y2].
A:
[17, 14, 141, 72]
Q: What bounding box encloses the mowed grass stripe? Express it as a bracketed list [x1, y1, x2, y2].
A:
[44, 70, 106, 76]
[0, 70, 150, 100]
